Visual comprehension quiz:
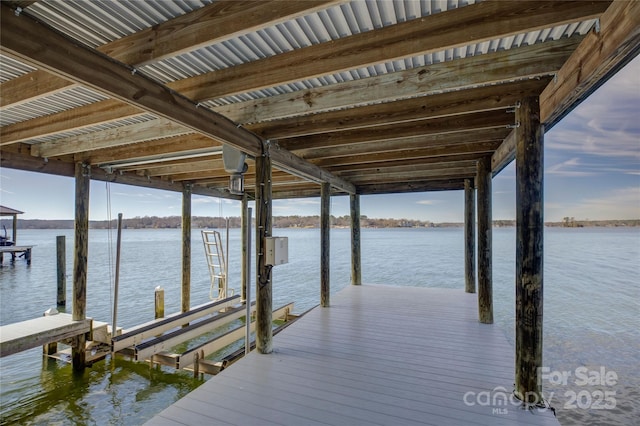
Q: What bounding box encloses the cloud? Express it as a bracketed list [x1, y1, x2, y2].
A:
[572, 186, 640, 220]
[546, 156, 639, 177]
[547, 56, 640, 161]
[416, 199, 442, 205]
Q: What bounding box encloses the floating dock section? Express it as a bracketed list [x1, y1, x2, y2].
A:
[147, 285, 560, 426]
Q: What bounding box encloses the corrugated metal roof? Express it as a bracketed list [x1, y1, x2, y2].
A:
[9, 0, 597, 112]
[28, 0, 214, 48]
[23, 113, 159, 144]
[0, 87, 108, 126]
[0, 54, 36, 83]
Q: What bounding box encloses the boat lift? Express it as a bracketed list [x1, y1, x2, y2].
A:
[201, 229, 233, 301]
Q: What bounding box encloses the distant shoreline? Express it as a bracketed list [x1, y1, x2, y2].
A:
[2, 217, 639, 230]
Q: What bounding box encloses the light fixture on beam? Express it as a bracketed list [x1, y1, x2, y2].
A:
[223, 145, 248, 195]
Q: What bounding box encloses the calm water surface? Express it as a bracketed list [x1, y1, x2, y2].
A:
[1, 227, 638, 425]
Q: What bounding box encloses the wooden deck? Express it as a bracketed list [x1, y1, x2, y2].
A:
[0, 313, 91, 357]
[0, 245, 33, 265]
[146, 285, 559, 426]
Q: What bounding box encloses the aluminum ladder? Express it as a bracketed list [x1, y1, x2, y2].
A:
[201, 230, 231, 300]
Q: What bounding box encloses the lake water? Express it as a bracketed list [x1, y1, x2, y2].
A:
[1, 227, 638, 425]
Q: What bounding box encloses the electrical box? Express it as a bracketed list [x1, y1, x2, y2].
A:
[265, 237, 288, 266]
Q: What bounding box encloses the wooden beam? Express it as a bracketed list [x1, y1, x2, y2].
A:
[350, 194, 362, 286]
[336, 162, 478, 179]
[464, 179, 476, 294]
[1, 147, 238, 199]
[476, 156, 493, 324]
[311, 141, 503, 167]
[281, 110, 513, 152]
[0, 69, 73, 108]
[0, 4, 261, 155]
[329, 158, 479, 174]
[32, 119, 192, 158]
[255, 152, 273, 354]
[267, 143, 355, 194]
[541, 0, 640, 128]
[135, 156, 226, 177]
[84, 134, 221, 165]
[491, 130, 517, 176]
[72, 162, 89, 371]
[215, 36, 582, 124]
[1, 7, 353, 192]
[181, 184, 192, 314]
[249, 79, 549, 139]
[103, 1, 342, 66]
[0, 100, 144, 145]
[320, 182, 331, 307]
[301, 128, 509, 161]
[170, 1, 609, 101]
[0, 1, 342, 108]
[515, 96, 544, 404]
[357, 179, 466, 195]
[341, 168, 477, 183]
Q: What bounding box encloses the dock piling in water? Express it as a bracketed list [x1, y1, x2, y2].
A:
[155, 286, 165, 319]
[56, 236, 66, 307]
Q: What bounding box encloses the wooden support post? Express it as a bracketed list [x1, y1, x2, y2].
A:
[56, 235, 66, 307]
[241, 193, 249, 302]
[181, 184, 192, 315]
[476, 157, 493, 324]
[72, 162, 89, 371]
[155, 286, 165, 319]
[255, 151, 273, 354]
[515, 97, 544, 404]
[320, 182, 331, 307]
[464, 179, 476, 293]
[350, 194, 362, 286]
[12, 214, 17, 244]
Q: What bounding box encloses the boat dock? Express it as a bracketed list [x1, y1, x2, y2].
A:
[0, 245, 33, 265]
[146, 285, 560, 426]
[0, 312, 93, 357]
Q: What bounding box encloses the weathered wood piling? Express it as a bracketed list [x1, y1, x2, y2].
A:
[476, 157, 493, 324]
[464, 179, 476, 294]
[515, 97, 544, 403]
[72, 162, 89, 371]
[320, 182, 330, 307]
[56, 236, 66, 308]
[255, 151, 273, 354]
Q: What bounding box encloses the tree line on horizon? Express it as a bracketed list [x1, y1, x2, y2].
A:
[2, 216, 639, 230]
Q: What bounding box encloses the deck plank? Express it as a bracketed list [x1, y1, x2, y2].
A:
[0, 313, 91, 357]
[146, 285, 560, 426]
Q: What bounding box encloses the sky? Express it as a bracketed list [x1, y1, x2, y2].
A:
[1, 56, 639, 223]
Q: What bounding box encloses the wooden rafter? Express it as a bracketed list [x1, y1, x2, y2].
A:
[282, 110, 513, 152]
[541, 0, 640, 127]
[311, 141, 502, 167]
[0, 3, 355, 194]
[31, 119, 192, 158]
[0, 147, 237, 199]
[0, 0, 342, 108]
[167, 1, 609, 101]
[83, 134, 221, 165]
[248, 79, 549, 139]
[215, 36, 582, 124]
